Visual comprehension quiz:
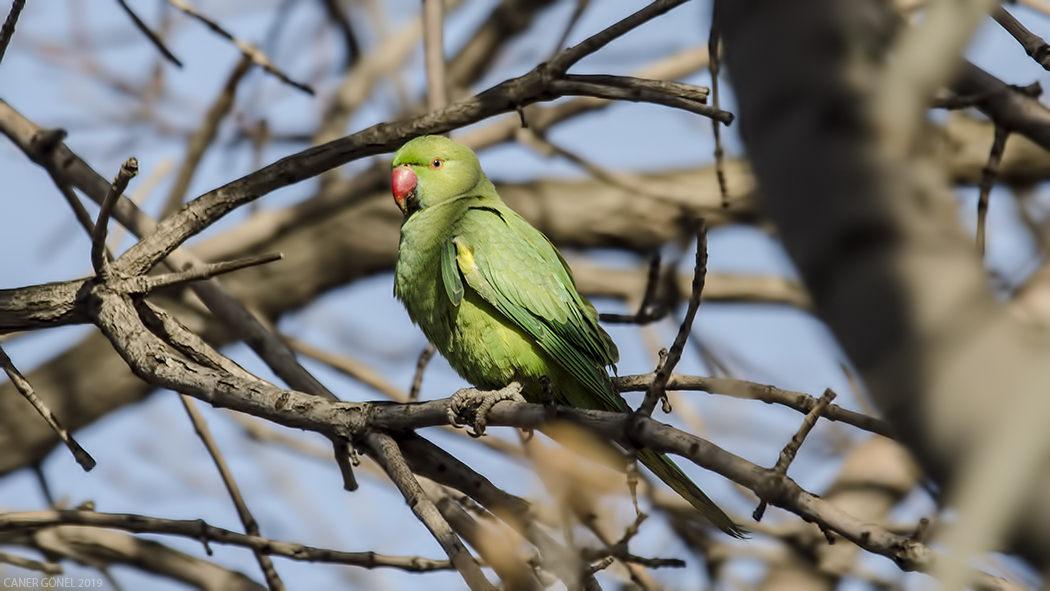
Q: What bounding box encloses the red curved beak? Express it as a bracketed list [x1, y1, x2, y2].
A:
[391, 165, 418, 214]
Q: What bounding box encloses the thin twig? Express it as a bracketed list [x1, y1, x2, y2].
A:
[992, 6, 1050, 71]
[977, 125, 1009, 256]
[0, 510, 455, 571]
[578, 512, 662, 590]
[109, 158, 173, 253]
[162, 56, 252, 219]
[456, 45, 711, 150]
[549, 76, 729, 123]
[423, 480, 544, 591]
[115, 0, 183, 67]
[0, 551, 62, 576]
[91, 158, 138, 278]
[180, 395, 285, 591]
[320, 0, 361, 68]
[410, 343, 437, 402]
[580, 547, 684, 570]
[286, 337, 524, 457]
[637, 221, 708, 417]
[601, 252, 670, 324]
[32, 462, 55, 507]
[753, 388, 837, 522]
[167, 0, 314, 95]
[0, 344, 96, 471]
[365, 432, 495, 591]
[94, 36, 726, 280]
[708, 15, 730, 208]
[614, 372, 891, 437]
[950, 62, 1050, 151]
[48, 179, 99, 243]
[284, 336, 407, 400]
[423, 0, 448, 112]
[0, 0, 26, 65]
[548, 0, 690, 75]
[123, 252, 283, 294]
[515, 126, 704, 203]
[551, 0, 589, 57]
[177, 276, 361, 491]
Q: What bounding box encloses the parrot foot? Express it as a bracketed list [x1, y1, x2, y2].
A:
[448, 381, 526, 437]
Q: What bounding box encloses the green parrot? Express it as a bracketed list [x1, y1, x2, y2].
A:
[391, 135, 744, 537]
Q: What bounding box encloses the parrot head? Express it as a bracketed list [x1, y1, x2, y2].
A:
[391, 135, 489, 215]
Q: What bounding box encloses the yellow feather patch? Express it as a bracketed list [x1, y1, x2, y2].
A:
[454, 238, 476, 272]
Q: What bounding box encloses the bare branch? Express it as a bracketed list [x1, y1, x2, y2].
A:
[637, 221, 707, 417]
[599, 252, 669, 324]
[951, 62, 1050, 151]
[0, 344, 95, 471]
[550, 0, 589, 57]
[162, 56, 253, 219]
[547, 0, 689, 75]
[410, 343, 437, 402]
[28, 526, 267, 591]
[992, 7, 1050, 70]
[365, 432, 494, 591]
[753, 389, 837, 522]
[115, 0, 183, 67]
[550, 76, 729, 123]
[615, 373, 892, 439]
[423, 0, 448, 111]
[91, 157, 138, 278]
[708, 16, 730, 207]
[0, 510, 455, 571]
[167, 0, 313, 95]
[0, 550, 61, 576]
[180, 396, 285, 591]
[111, 6, 734, 279]
[976, 126, 1008, 256]
[0, 0, 26, 65]
[284, 336, 407, 401]
[319, 0, 361, 67]
[49, 180, 98, 243]
[125, 253, 284, 293]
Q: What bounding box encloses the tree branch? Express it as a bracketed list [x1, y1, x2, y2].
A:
[0, 510, 455, 571]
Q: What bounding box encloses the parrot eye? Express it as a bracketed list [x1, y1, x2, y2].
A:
[430, 158, 444, 170]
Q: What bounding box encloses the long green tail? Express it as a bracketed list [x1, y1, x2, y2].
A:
[637, 448, 747, 538]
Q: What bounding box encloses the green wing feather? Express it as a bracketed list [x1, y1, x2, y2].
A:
[448, 204, 746, 538]
[440, 236, 464, 307]
[450, 206, 621, 410]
